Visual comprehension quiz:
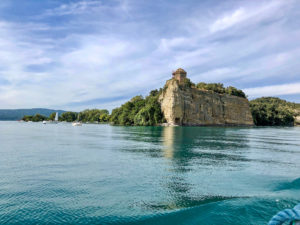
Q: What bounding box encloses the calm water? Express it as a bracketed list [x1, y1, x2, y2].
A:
[0, 122, 299, 224]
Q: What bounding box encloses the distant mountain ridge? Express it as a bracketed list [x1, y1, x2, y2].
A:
[0, 108, 65, 121]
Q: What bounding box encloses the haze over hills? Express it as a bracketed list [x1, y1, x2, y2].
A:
[0, 108, 65, 121]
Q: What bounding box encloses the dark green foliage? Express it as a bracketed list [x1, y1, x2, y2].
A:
[22, 109, 110, 123]
[99, 113, 110, 122]
[250, 97, 295, 126]
[196, 82, 225, 94]
[59, 110, 109, 122]
[110, 95, 145, 126]
[22, 115, 33, 122]
[48, 112, 56, 121]
[78, 109, 110, 122]
[22, 114, 47, 122]
[110, 89, 165, 126]
[183, 78, 195, 88]
[60, 111, 78, 122]
[32, 114, 47, 122]
[196, 82, 246, 98]
[225, 86, 246, 98]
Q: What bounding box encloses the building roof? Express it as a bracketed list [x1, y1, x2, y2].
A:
[174, 68, 186, 74]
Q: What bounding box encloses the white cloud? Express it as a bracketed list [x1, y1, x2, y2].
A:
[158, 37, 191, 52]
[209, 0, 289, 33]
[42, 0, 131, 18]
[196, 67, 239, 82]
[210, 8, 246, 32]
[43, 1, 102, 16]
[0, 0, 300, 110]
[244, 83, 300, 98]
[0, 21, 53, 83]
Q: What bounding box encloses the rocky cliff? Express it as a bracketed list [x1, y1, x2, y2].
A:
[294, 109, 300, 126]
[159, 78, 254, 126]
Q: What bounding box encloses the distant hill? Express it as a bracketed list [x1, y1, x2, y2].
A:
[0, 108, 65, 121]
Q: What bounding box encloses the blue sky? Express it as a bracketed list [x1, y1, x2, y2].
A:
[0, 0, 299, 110]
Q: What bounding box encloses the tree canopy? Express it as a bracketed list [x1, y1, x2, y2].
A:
[110, 89, 165, 126]
[78, 109, 109, 123]
[60, 111, 78, 122]
[22, 109, 110, 123]
[48, 112, 56, 121]
[22, 114, 47, 122]
[195, 82, 246, 98]
[249, 97, 296, 126]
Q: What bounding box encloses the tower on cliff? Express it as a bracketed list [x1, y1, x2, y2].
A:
[172, 68, 187, 84]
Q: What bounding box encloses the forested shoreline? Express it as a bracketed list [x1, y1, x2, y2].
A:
[20, 82, 300, 126]
[22, 109, 110, 123]
[249, 97, 300, 126]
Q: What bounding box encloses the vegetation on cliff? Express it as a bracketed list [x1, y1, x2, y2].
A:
[195, 82, 246, 98]
[110, 89, 165, 126]
[249, 97, 299, 126]
[170, 77, 247, 99]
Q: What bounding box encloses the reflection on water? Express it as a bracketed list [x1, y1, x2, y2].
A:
[163, 127, 175, 159]
[116, 126, 254, 210]
[160, 126, 252, 210]
[162, 126, 251, 167]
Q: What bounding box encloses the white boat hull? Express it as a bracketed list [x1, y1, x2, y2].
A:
[72, 122, 82, 126]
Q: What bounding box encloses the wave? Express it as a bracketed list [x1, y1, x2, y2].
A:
[274, 177, 300, 191]
[112, 198, 299, 225]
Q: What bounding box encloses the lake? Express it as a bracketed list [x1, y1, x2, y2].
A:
[0, 121, 299, 224]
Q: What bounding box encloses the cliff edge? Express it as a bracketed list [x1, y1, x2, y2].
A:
[295, 109, 300, 126]
[159, 69, 254, 126]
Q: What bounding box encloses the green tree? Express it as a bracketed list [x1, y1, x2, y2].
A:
[99, 113, 110, 122]
[196, 82, 246, 98]
[60, 111, 78, 122]
[77, 109, 110, 122]
[196, 82, 225, 94]
[22, 115, 33, 122]
[250, 97, 295, 126]
[183, 78, 195, 88]
[27, 114, 47, 122]
[110, 89, 165, 126]
[48, 112, 56, 121]
[225, 86, 246, 98]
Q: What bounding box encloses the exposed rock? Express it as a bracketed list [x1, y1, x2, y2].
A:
[294, 109, 300, 126]
[159, 71, 254, 126]
[295, 116, 300, 126]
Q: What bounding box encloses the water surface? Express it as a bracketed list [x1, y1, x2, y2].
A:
[0, 122, 299, 224]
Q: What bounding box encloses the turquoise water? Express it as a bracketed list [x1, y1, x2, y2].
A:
[0, 122, 299, 224]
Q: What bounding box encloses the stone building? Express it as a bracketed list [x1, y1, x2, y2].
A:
[172, 68, 187, 84]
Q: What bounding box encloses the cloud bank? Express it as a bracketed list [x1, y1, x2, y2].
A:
[0, 0, 299, 110]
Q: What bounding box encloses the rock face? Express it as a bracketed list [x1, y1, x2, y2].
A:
[294, 109, 300, 126]
[159, 77, 254, 126]
[295, 116, 300, 126]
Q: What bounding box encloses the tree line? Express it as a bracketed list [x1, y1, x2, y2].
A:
[21, 85, 299, 126]
[21, 89, 165, 126]
[249, 97, 299, 126]
[22, 109, 110, 123]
